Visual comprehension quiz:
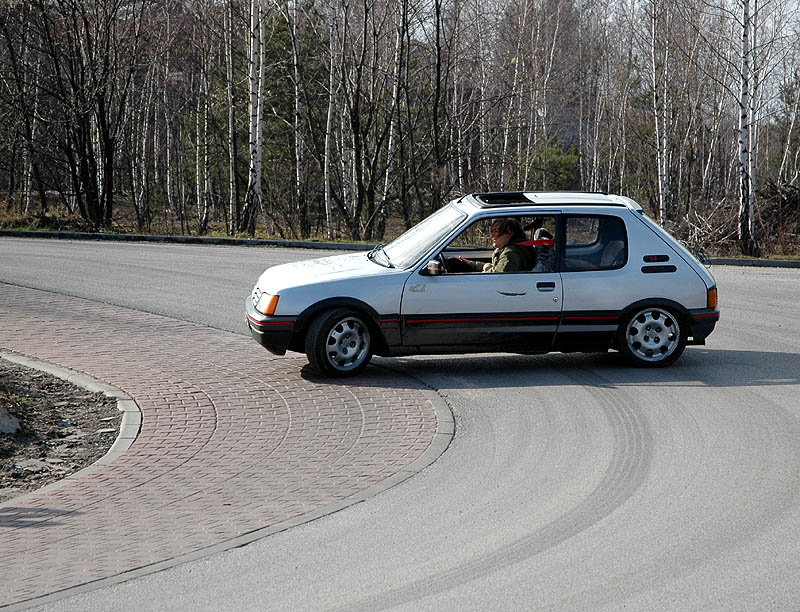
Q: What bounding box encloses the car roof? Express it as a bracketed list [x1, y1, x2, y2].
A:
[462, 192, 641, 211]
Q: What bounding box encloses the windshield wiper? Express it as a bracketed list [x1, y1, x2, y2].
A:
[367, 244, 394, 268]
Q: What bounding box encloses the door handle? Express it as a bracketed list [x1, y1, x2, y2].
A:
[536, 282, 556, 291]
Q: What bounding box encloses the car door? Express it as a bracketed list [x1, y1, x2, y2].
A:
[554, 213, 630, 350]
[399, 266, 563, 350]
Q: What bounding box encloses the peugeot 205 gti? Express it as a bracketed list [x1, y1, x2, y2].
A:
[246, 192, 719, 377]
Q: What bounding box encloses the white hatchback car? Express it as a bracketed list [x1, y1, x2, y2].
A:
[246, 192, 719, 376]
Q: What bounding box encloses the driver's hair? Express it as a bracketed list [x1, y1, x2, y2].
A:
[490, 218, 526, 243]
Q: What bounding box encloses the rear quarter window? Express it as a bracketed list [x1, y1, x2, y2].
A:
[563, 215, 627, 271]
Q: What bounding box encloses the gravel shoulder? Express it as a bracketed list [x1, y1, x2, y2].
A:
[0, 360, 119, 503]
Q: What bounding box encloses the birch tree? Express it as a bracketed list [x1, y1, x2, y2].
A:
[323, 0, 340, 239]
[650, 0, 672, 225]
[225, 0, 240, 234]
[242, 0, 265, 235]
[737, 0, 759, 255]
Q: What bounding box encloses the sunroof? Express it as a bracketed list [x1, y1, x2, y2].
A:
[473, 191, 626, 208]
[475, 192, 533, 206]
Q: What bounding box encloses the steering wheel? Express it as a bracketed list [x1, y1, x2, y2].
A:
[437, 252, 450, 273]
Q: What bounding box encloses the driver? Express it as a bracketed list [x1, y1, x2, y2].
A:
[457, 218, 534, 273]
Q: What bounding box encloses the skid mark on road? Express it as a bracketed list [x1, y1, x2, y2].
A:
[339, 367, 653, 611]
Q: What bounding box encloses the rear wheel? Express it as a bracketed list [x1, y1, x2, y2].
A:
[618, 306, 686, 367]
[305, 309, 373, 377]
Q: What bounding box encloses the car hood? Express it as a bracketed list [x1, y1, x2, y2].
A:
[256, 252, 391, 293]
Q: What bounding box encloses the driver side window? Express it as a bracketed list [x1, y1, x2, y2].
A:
[439, 215, 556, 274]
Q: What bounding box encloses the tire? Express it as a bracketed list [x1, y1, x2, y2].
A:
[618, 306, 686, 367]
[305, 309, 374, 377]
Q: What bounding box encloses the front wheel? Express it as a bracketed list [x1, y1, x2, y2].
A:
[305, 309, 374, 377]
[618, 306, 686, 367]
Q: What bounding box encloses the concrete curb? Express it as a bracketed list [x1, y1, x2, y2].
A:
[3, 229, 799, 266]
[0, 370, 454, 611]
[707, 257, 800, 268]
[0, 351, 142, 508]
[0, 229, 374, 251]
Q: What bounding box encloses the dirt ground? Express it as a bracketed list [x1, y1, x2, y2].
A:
[0, 360, 120, 504]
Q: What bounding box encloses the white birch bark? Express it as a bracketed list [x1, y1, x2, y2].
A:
[195, 79, 207, 231]
[650, 0, 670, 226]
[738, 0, 756, 253]
[324, 0, 338, 240]
[244, 0, 263, 234]
[476, 1, 489, 188]
[23, 90, 39, 214]
[377, 14, 404, 237]
[290, 0, 306, 234]
[225, 1, 238, 235]
[500, 0, 528, 192]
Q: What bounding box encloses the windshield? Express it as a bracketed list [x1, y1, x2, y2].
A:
[382, 204, 467, 269]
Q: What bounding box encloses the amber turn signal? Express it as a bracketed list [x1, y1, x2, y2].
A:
[259, 294, 280, 316]
[707, 288, 718, 309]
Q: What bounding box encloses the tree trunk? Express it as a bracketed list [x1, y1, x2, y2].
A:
[650, 0, 670, 226]
[243, 0, 263, 236]
[323, 0, 338, 240]
[289, 0, 307, 237]
[225, 1, 239, 235]
[738, 0, 759, 256]
[376, 11, 406, 242]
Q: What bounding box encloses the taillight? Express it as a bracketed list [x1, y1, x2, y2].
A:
[707, 288, 718, 309]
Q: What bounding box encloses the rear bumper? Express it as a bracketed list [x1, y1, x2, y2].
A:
[687, 308, 720, 345]
[245, 297, 295, 355]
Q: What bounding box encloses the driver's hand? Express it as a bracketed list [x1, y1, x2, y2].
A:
[458, 256, 478, 271]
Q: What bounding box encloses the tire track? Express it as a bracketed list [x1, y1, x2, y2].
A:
[338, 367, 653, 612]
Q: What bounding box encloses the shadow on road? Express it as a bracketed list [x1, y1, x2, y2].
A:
[0, 505, 76, 528]
[325, 348, 800, 390]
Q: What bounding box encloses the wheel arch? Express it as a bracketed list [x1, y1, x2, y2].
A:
[290, 298, 389, 355]
[618, 297, 691, 327]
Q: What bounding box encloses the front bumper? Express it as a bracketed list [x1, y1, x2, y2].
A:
[245, 296, 296, 355]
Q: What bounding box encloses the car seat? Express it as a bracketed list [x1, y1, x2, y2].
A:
[531, 228, 555, 272]
[600, 240, 625, 268]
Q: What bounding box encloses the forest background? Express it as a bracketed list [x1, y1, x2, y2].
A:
[1, 0, 799, 257]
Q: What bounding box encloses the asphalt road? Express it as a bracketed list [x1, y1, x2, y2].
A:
[2, 237, 800, 611]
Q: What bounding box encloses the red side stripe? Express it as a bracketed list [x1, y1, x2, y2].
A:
[247, 313, 292, 326]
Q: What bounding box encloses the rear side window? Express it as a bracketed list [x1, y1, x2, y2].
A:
[563, 215, 627, 271]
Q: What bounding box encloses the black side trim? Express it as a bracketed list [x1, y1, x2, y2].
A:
[641, 265, 677, 274]
[403, 312, 560, 328]
[559, 310, 620, 326]
[687, 308, 720, 323]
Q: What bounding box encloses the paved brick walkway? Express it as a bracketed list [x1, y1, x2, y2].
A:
[0, 284, 448, 609]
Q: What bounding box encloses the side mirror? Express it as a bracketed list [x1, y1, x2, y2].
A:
[422, 260, 442, 276]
